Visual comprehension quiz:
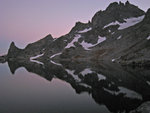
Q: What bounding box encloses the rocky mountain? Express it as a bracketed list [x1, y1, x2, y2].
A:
[6, 34, 53, 61]
[1, 1, 150, 66]
[1, 1, 150, 112]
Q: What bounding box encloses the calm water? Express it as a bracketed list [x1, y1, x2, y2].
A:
[0, 60, 150, 113]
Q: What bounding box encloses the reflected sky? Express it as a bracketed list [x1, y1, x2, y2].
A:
[0, 63, 110, 113]
[1, 57, 150, 113]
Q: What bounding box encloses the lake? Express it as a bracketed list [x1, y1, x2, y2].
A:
[0, 59, 150, 113]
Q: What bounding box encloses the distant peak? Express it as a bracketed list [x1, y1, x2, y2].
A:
[44, 34, 53, 40]
[10, 41, 15, 47]
[11, 41, 15, 45]
[125, 0, 130, 5]
[46, 34, 52, 37]
[106, 2, 119, 10]
[106, 1, 131, 11]
[119, 1, 125, 6]
[75, 21, 84, 26]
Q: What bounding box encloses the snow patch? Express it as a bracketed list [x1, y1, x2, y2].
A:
[104, 87, 142, 100]
[112, 59, 115, 62]
[79, 83, 92, 88]
[147, 36, 150, 40]
[30, 53, 44, 60]
[65, 69, 81, 82]
[97, 36, 107, 44]
[53, 38, 57, 41]
[104, 15, 145, 30]
[30, 53, 44, 65]
[50, 60, 62, 66]
[30, 60, 44, 65]
[78, 27, 92, 33]
[65, 34, 81, 49]
[117, 36, 122, 40]
[118, 87, 143, 100]
[97, 74, 106, 81]
[80, 68, 106, 81]
[104, 21, 120, 28]
[147, 81, 150, 85]
[80, 36, 106, 50]
[50, 52, 62, 59]
[118, 15, 145, 30]
[80, 68, 93, 76]
[111, 32, 115, 35]
[80, 41, 94, 50]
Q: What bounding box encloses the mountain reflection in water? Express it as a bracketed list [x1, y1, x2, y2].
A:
[1, 59, 150, 113]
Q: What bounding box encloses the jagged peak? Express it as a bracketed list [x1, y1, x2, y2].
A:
[92, 1, 145, 28]
[69, 21, 91, 34]
[46, 34, 53, 38]
[106, 1, 136, 11]
[43, 34, 53, 40]
[119, 1, 125, 6]
[125, 0, 130, 5]
[74, 21, 90, 28]
[10, 41, 15, 46]
[106, 1, 129, 9]
[9, 41, 21, 50]
[106, 2, 119, 10]
[27, 34, 53, 46]
[75, 21, 84, 26]
[9, 41, 20, 50]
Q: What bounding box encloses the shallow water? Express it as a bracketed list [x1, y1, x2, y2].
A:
[0, 60, 150, 113]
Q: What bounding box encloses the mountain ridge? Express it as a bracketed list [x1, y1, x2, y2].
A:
[0, 1, 150, 67]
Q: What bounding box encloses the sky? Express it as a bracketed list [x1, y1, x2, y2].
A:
[0, 0, 150, 55]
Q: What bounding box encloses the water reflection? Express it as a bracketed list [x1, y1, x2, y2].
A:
[4, 60, 150, 112]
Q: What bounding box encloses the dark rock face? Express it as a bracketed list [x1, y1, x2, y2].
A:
[115, 9, 150, 65]
[6, 34, 54, 61]
[91, 1, 145, 28]
[24, 34, 53, 55]
[7, 42, 22, 59]
[69, 21, 91, 34]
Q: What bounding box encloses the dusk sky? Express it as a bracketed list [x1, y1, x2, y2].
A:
[0, 0, 150, 55]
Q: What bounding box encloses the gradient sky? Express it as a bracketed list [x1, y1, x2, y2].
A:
[0, 0, 150, 55]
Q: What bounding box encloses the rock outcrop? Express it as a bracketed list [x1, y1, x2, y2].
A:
[7, 42, 23, 60]
[6, 34, 54, 61]
[91, 1, 145, 28]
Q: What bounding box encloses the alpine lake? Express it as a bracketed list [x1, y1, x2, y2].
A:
[0, 59, 150, 113]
